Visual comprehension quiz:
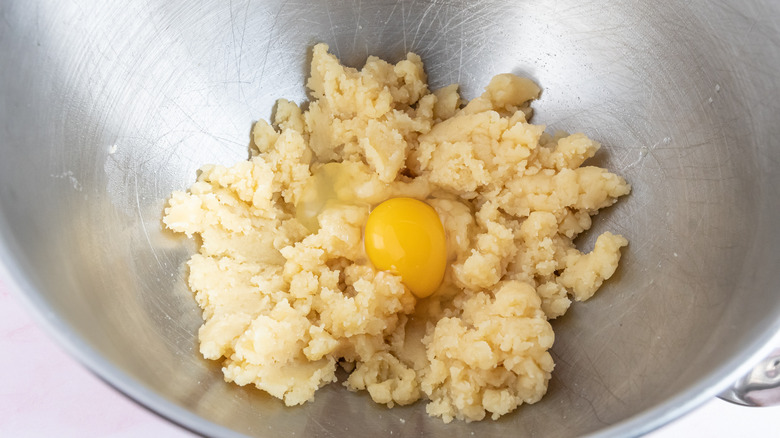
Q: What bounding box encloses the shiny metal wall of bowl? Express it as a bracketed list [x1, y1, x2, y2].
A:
[1, 1, 779, 437]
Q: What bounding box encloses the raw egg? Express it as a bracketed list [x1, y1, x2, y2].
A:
[364, 197, 447, 298]
[295, 162, 368, 232]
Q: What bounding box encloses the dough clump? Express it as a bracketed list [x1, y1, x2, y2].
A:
[164, 43, 630, 423]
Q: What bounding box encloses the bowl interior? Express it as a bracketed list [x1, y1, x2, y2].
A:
[2, 1, 780, 437]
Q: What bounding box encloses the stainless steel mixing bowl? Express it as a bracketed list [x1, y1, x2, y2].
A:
[1, 1, 780, 437]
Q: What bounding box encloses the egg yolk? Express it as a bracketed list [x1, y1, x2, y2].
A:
[364, 198, 447, 298]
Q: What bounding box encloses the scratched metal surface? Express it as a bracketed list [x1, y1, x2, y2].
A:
[1, 1, 779, 437]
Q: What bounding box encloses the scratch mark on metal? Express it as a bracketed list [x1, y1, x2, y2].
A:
[134, 172, 164, 271]
[255, 0, 289, 86]
[378, 0, 400, 41]
[401, 1, 407, 53]
[237, 0, 251, 99]
[411, 2, 436, 49]
[351, 0, 362, 50]
[326, 3, 341, 58]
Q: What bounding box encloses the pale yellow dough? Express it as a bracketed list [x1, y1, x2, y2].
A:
[163, 43, 630, 423]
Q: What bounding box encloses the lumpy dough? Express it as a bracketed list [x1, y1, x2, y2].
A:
[163, 43, 630, 423]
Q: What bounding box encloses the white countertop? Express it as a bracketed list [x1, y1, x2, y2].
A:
[2, 279, 779, 437]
